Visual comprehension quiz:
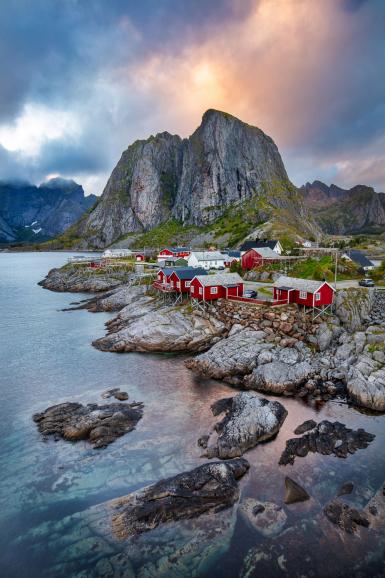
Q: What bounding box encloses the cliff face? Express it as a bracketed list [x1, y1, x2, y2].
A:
[74, 109, 317, 248]
[0, 178, 97, 244]
[302, 181, 385, 234]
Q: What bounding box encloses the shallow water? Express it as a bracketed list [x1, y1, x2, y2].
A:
[0, 252, 384, 577]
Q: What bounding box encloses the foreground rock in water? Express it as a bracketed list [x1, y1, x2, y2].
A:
[39, 266, 126, 292]
[93, 305, 226, 353]
[324, 500, 369, 534]
[284, 477, 310, 504]
[110, 459, 249, 538]
[279, 420, 375, 465]
[201, 392, 287, 459]
[33, 401, 143, 448]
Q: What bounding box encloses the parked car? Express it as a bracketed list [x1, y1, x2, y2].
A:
[359, 278, 375, 287]
[243, 289, 258, 299]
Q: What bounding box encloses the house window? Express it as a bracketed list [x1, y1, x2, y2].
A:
[185, 281, 191, 288]
[177, 281, 181, 288]
[199, 287, 203, 295]
[315, 292, 321, 301]
[211, 287, 218, 294]
[299, 291, 307, 299]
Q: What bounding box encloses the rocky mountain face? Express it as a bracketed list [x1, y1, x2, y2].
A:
[73, 109, 317, 248]
[301, 180, 385, 234]
[0, 178, 97, 244]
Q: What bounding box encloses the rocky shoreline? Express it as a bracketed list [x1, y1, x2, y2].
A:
[34, 264, 385, 573]
[38, 266, 385, 411]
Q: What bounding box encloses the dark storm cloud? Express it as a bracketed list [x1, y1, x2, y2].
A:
[0, 0, 384, 194]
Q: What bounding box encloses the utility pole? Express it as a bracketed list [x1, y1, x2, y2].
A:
[334, 248, 338, 291]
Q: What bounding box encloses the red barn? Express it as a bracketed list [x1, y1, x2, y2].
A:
[169, 267, 207, 293]
[190, 273, 244, 301]
[135, 253, 145, 262]
[241, 247, 279, 270]
[157, 247, 191, 261]
[273, 276, 335, 307]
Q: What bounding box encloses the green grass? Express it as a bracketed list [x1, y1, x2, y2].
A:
[289, 255, 360, 281]
[129, 219, 204, 249]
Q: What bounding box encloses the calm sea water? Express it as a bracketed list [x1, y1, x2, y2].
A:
[0, 252, 384, 578]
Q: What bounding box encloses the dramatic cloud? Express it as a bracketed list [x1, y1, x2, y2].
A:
[0, 0, 384, 194]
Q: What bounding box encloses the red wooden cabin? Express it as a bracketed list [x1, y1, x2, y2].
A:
[135, 253, 145, 262]
[241, 247, 279, 270]
[190, 273, 244, 301]
[157, 247, 191, 261]
[169, 267, 207, 293]
[273, 276, 335, 307]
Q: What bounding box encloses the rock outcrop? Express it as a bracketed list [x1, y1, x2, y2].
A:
[334, 288, 374, 331]
[93, 304, 226, 353]
[110, 459, 249, 538]
[279, 420, 375, 465]
[324, 500, 370, 534]
[33, 401, 143, 448]
[66, 109, 318, 248]
[284, 477, 310, 504]
[39, 266, 126, 292]
[200, 392, 287, 459]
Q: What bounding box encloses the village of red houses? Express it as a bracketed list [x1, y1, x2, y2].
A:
[74, 238, 379, 319]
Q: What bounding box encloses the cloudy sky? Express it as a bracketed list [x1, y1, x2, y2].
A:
[0, 0, 384, 195]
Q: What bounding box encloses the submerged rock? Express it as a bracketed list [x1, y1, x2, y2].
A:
[284, 477, 310, 504]
[337, 482, 354, 496]
[110, 459, 249, 538]
[101, 387, 128, 400]
[324, 500, 369, 534]
[201, 392, 287, 459]
[279, 421, 375, 465]
[33, 401, 143, 448]
[239, 499, 287, 537]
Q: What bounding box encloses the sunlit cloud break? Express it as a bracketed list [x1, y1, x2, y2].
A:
[0, 0, 384, 194]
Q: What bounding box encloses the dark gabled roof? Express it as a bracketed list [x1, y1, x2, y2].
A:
[344, 250, 374, 268]
[163, 246, 189, 253]
[227, 250, 241, 258]
[240, 239, 278, 251]
[172, 267, 207, 280]
[277, 286, 293, 291]
[158, 266, 190, 276]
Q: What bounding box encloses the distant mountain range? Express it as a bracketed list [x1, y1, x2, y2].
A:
[0, 178, 97, 244]
[301, 180, 385, 235]
[56, 109, 319, 249]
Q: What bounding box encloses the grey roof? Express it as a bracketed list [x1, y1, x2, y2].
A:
[273, 275, 334, 293]
[164, 247, 190, 252]
[240, 239, 279, 252]
[173, 267, 207, 280]
[193, 272, 243, 287]
[343, 250, 374, 268]
[158, 266, 189, 276]
[189, 251, 228, 261]
[249, 247, 279, 259]
[227, 250, 241, 258]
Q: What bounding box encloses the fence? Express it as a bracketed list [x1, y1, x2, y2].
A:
[227, 295, 288, 307]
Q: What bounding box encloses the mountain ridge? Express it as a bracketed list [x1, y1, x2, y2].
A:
[62, 109, 318, 249]
[0, 178, 97, 244]
[301, 180, 385, 234]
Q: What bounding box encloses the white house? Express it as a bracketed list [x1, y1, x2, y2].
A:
[188, 251, 229, 270]
[102, 249, 132, 258]
[342, 250, 375, 271]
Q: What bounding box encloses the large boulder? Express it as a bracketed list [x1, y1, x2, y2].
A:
[185, 328, 269, 384]
[347, 367, 385, 411]
[201, 392, 287, 459]
[110, 459, 249, 538]
[334, 288, 375, 332]
[245, 360, 314, 394]
[93, 306, 226, 353]
[32, 401, 144, 448]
